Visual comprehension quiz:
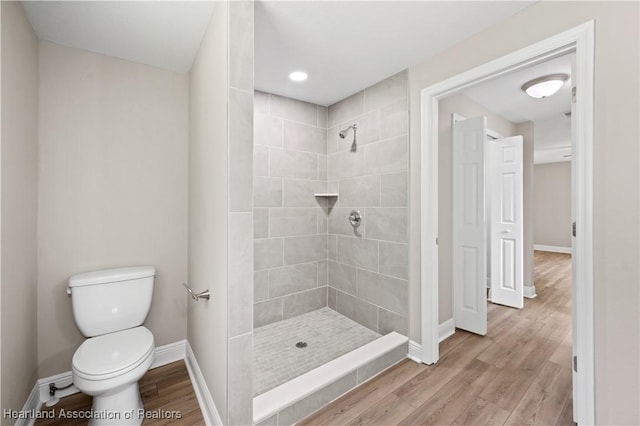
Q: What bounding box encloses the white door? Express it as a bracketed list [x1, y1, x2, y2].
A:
[488, 136, 524, 308]
[453, 116, 487, 335]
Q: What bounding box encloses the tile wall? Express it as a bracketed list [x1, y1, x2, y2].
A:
[253, 91, 329, 328]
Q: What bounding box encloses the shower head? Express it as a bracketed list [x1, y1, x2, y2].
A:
[339, 124, 357, 139]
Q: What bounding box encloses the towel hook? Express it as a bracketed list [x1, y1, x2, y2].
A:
[182, 283, 211, 301]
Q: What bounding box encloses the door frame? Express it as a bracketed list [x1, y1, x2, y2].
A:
[419, 21, 594, 425]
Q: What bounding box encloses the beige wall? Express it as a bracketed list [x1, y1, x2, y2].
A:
[436, 94, 516, 322]
[409, 2, 639, 423]
[188, 2, 254, 423]
[515, 121, 535, 290]
[37, 42, 189, 377]
[534, 162, 572, 248]
[1, 1, 39, 413]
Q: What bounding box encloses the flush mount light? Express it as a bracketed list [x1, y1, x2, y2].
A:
[521, 73, 569, 99]
[289, 71, 308, 82]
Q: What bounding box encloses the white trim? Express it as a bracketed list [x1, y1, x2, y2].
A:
[150, 339, 186, 369]
[524, 285, 538, 299]
[452, 113, 503, 140]
[185, 340, 223, 426]
[420, 21, 595, 425]
[407, 340, 422, 363]
[438, 318, 455, 343]
[534, 244, 572, 254]
[15, 381, 41, 426]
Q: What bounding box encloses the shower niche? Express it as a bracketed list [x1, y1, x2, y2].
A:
[252, 71, 410, 425]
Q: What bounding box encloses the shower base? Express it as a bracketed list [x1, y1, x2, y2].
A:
[253, 307, 408, 425]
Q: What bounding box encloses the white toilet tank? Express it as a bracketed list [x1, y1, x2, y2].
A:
[68, 266, 155, 337]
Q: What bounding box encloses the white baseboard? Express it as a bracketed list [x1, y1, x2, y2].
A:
[184, 341, 223, 426]
[30, 340, 189, 413]
[407, 340, 422, 363]
[534, 244, 572, 254]
[524, 285, 538, 299]
[438, 318, 455, 343]
[15, 381, 41, 426]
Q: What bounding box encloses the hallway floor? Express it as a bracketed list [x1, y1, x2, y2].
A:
[300, 250, 574, 425]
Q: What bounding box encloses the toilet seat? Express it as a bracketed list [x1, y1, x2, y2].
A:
[73, 326, 154, 381]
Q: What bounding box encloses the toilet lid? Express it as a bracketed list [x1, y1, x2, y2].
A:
[73, 327, 154, 379]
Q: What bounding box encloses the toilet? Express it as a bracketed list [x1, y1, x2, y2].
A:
[68, 266, 156, 425]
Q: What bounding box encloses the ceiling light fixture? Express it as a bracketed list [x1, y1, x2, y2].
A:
[521, 73, 569, 99]
[289, 71, 308, 82]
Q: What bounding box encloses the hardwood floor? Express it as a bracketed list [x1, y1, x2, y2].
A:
[34, 251, 572, 426]
[300, 251, 574, 426]
[35, 361, 204, 426]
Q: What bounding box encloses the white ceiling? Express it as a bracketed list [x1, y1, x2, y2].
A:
[22, 1, 215, 73]
[22, 1, 535, 106]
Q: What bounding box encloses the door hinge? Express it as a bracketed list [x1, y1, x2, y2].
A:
[572, 86, 577, 103]
[572, 222, 577, 237]
[573, 355, 578, 372]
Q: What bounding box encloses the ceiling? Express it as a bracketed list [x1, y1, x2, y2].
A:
[22, 1, 535, 106]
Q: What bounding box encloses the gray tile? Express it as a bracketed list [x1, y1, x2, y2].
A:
[270, 94, 318, 126]
[317, 260, 328, 286]
[228, 213, 253, 337]
[284, 121, 327, 154]
[229, 0, 253, 92]
[328, 234, 338, 260]
[327, 126, 338, 154]
[327, 149, 364, 181]
[364, 135, 408, 175]
[254, 91, 269, 114]
[254, 145, 269, 177]
[337, 175, 380, 207]
[269, 263, 318, 298]
[282, 287, 327, 320]
[356, 344, 407, 384]
[317, 207, 328, 233]
[255, 114, 283, 147]
[270, 148, 318, 180]
[255, 270, 269, 302]
[380, 97, 408, 140]
[318, 106, 328, 128]
[335, 290, 378, 332]
[378, 241, 408, 279]
[256, 414, 278, 426]
[228, 333, 253, 426]
[357, 269, 407, 317]
[328, 287, 337, 309]
[337, 236, 378, 271]
[378, 309, 408, 336]
[254, 238, 283, 270]
[254, 177, 282, 208]
[254, 298, 283, 328]
[278, 371, 357, 425]
[283, 179, 326, 207]
[365, 208, 408, 243]
[318, 155, 327, 181]
[328, 208, 363, 238]
[329, 91, 364, 128]
[229, 88, 253, 213]
[337, 110, 380, 152]
[254, 208, 269, 238]
[380, 171, 407, 207]
[269, 207, 317, 237]
[364, 71, 408, 112]
[283, 234, 327, 265]
[328, 261, 357, 295]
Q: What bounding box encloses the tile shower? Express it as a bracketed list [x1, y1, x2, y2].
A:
[252, 71, 409, 424]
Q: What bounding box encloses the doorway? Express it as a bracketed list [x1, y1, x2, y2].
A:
[419, 22, 594, 424]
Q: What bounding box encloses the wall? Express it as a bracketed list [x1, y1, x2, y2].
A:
[1, 1, 39, 413]
[534, 162, 572, 248]
[516, 121, 535, 290]
[326, 71, 409, 336]
[408, 2, 639, 423]
[253, 91, 329, 328]
[37, 42, 189, 377]
[436, 94, 516, 322]
[188, 2, 254, 424]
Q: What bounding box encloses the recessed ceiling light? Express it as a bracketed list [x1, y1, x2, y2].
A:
[289, 71, 308, 82]
[521, 74, 569, 99]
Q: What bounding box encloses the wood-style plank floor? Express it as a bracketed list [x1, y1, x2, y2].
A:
[300, 251, 574, 426]
[35, 361, 204, 426]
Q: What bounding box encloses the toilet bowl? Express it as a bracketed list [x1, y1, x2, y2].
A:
[68, 266, 156, 426]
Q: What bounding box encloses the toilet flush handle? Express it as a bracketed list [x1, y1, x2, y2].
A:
[182, 283, 211, 301]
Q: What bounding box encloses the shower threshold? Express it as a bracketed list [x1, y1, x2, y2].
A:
[253, 308, 408, 425]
